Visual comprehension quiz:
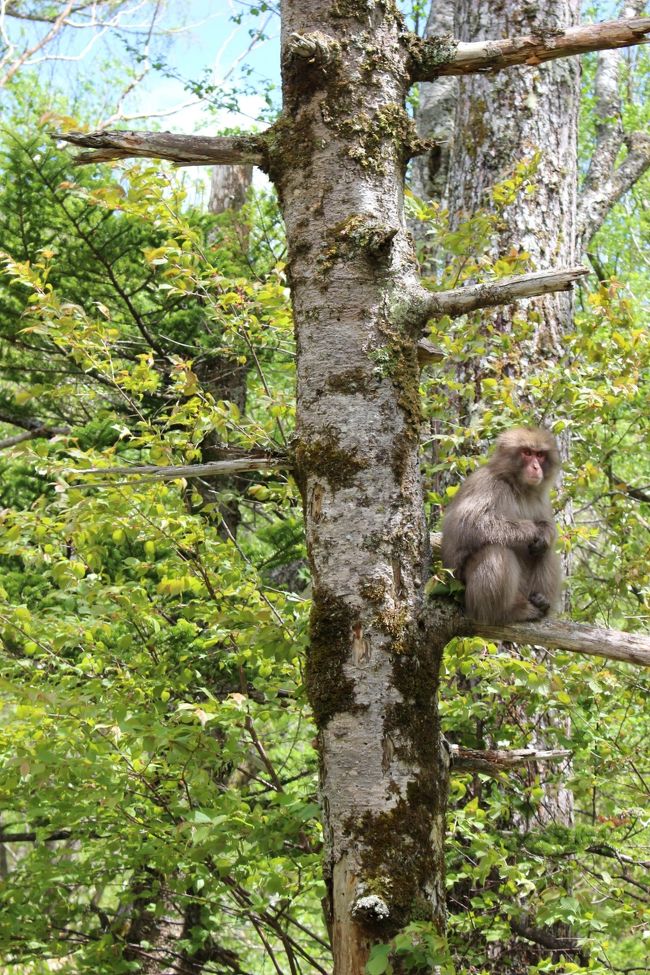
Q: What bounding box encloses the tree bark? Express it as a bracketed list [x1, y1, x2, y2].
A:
[275, 4, 449, 968]
[410, 0, 457, 203]
[446, 0, 580, 354]
[208, 164, 254, 213]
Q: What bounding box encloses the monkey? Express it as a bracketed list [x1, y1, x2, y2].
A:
[441, 427, 562, 624]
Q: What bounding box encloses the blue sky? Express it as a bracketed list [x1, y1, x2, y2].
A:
[130, 1, 282, 132]
[92, 0, 620, 132]
[2, 1, 281, 132]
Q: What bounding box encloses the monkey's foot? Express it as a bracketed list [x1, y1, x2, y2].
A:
[529, 591, 551, 615]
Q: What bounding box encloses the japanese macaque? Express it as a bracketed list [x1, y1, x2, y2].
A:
[441, 428, 562, 624]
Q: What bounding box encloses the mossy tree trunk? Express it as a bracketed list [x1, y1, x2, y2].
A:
[274, 3, 451, 970]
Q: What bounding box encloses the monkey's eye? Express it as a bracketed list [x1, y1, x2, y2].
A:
[535, 451, 546, 461]
[522, 448, 533, 458]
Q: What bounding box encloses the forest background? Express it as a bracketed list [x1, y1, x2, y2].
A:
[0, 1, 648, 974]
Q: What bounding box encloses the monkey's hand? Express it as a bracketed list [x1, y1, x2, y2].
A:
[528, 520, 553, 555]
[529, 591, 551, 615]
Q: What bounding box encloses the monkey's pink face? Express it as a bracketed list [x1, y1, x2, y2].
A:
[520, 447, 547, 485]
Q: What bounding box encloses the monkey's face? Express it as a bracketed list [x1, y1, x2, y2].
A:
[520, 447, 547, 486]
[493, 427, 561, 490]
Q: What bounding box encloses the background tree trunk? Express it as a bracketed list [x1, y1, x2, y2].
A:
[208, 164, 253, 214]
[419, 0, 581, 966]
[193, 165, 254, 539]
[411, 0, 457, 206]
[446, 0, 579, 362]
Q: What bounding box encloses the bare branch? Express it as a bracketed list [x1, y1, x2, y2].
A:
[0, 411, 70, 448]
[578, 131, 650, 249]
[0, 1, 75, 86]
[610, 473, 650, 504]
[450, 744, 572, 777]
[510, 917, 584, 956]
[587, 845, 650, 869]
[409, 17, 650, 82]
[575, 7, 650, 248]
[0, 828, 73, 843]
[0, 410, 70, 434]
[462, 618, 650, 668]
[0, 430, 58, 450]
[70, 456, 286, 483]
[59, 130, 269, 168]
[417, 266, 589, 324]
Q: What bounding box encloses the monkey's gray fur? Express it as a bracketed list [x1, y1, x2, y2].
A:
[441, 428, 562, 624]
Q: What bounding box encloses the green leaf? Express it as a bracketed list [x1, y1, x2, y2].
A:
[366, 944, 391, 975]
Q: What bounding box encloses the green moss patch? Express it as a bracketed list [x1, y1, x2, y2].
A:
[306, 586, 357, 727]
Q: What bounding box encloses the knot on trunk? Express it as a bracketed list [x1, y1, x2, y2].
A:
[286, 30, 341, 64]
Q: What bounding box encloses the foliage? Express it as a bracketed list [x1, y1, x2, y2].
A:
[0, 118, 330, 973]
[0, 13, 649, 974]
[409, 141, 650, 971]
[365, 923, 455, 974]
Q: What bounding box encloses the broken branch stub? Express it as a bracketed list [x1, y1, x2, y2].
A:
[463, 618, 650, 668]
[420, 266, 589, 323]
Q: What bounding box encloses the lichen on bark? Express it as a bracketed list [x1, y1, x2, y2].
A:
[294, 432, 368, 491]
